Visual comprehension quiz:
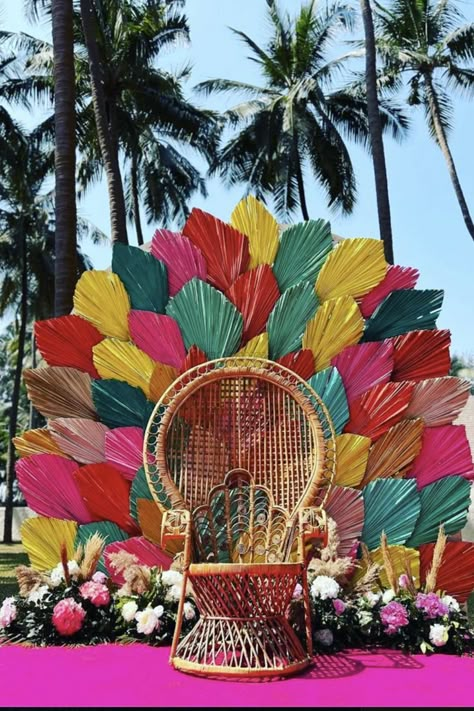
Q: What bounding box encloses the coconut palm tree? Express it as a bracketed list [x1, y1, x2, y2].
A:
[197, 0, 407, 220]
[374, 0, 474, 242]
[359, 0, 394, 263]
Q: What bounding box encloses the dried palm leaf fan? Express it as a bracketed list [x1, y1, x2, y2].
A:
[13, 194, 472, 670]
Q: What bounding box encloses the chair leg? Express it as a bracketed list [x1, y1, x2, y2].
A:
[170, 570, 188, 660]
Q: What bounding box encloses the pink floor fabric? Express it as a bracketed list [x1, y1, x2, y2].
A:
[0, 644, 472, 707]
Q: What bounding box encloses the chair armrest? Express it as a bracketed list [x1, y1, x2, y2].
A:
[298, 507, 328, 550]
[161, 509, 192, 568]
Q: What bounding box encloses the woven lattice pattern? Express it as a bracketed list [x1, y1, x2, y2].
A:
[145, 358, 336, 514]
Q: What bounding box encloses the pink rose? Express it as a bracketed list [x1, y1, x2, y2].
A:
[92, 571, 107, 584]
[0, 597, 17, 628]
[398, 574, 410, 589]
[293, 583, 303, 599]
[380, 601, 409, 635]
[415, 592, 449, 619]
[52, 598, 86, 636]
[333, 599, 346, 616]
[79, 581, 111, 607]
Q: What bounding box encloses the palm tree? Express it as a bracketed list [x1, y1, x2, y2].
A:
[359, 0, 394, 263]
[374, 0, 474, 242]
[51, 0, 78, 314]
[197, 0, 406, 220]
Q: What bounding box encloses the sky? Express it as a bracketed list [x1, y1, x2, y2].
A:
[1, 0, 473, 356]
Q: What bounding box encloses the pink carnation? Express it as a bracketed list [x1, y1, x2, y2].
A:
[380, 601, 409, 635]
[52, 598, 86, 636]
[79, 581, 111, 607]
[415, 592, 449, 619]
[333, 599, 346, 616]
[92, 571, 107, 584]
[0, 598, 17, 628]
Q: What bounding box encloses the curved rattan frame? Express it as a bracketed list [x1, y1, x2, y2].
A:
[144, 357, 337, 516]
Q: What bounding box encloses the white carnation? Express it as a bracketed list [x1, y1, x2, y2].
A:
[27, 586, 49, 604]
[121, 600, 139, 622]
[382, 589, 395, 604]
[166, 583, 183, 602]
[310, 575, 340, 600]
[183, 602, 196, 621]
[49, 560, 81, 586]
[153, 605, 164, 619]
[441, 595, 460, 613]
[161, 570, 183, 587]
[67, 560, 80, 579]
[135, 606, 161, 635]
[429, 623, 449, 647]
[365, 592, 381, 608]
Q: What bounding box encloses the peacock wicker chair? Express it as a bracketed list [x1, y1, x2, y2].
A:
[144, 357, 336, 679]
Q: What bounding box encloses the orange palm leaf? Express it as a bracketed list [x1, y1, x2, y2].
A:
[361, 419, 424, 486]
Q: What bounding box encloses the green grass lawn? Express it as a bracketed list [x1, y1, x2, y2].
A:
[0, 544, 28, 599]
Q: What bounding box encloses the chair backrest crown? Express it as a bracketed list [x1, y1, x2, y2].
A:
[145, 357, 336, 517]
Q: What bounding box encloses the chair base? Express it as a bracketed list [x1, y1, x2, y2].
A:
[171, 615, 311, 680]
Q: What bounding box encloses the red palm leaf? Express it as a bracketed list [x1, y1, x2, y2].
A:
[180, 345, 208, 373]
[331, 341, 394, 404]
[129, 311, 186, 368]
[183, 208, 250, 292]
[74, 463, 139, 535]
[359, 265, 419, 318]
[151, 229, 207, 296]
[226, 264, 279, 342]
[344, 381, 415, 441]
[35, 315, 103, 377]
[419, 542, 474, 603]
[277, 350, 315, 380]
[390, 329, 451, 382]
[408, 425, 474, 488]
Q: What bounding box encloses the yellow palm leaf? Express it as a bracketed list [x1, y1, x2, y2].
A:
[371, 545, 420, 590]
[14, 429, 67, 458]
[230, 196, 279, 268]
[93, 339, 155, 398]
[302, 296, 364, 370]
[237, 332, 269, 358]
[335, 433, 371, 487]
[73, 271, 130, 340]
[21, 517, 77, 571]
[149, 362, 179, 402]
[315, 238, 387, 301]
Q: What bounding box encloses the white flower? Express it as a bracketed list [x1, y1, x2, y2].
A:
[429, 623, 449, 647]
[357, 609, 373, 627]
[382, 589, 395, 604]
[92, 572, 107, 584]
[365, 592, 381, 608]
[310, 575, 340, 600]
[121, 600, 139, 623]
[135, 606, 161, 635]
[441, 595, 460, 613]
[166, 584, 183, 602]
[153, 605, 164, 619]
[49, 560, 81, 586]
[314, 629, 334, 646]
[183, 602, 196, 621]
[27, 586, 49, 604]
[161, 570, 183, 587]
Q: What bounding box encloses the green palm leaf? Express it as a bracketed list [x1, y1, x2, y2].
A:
[112, 244, 168, 313]
[307, 367, 349, 435]
[267, 282, 318, 359]
[361, 479, 421, 550]
[363, 289, 444, 341]
[273, 219, 332, 291]
[406, 476, 471, 547]
[166, 278, 243, 359]
[91, 379, 155, 429]
[75, 521, 128, 573]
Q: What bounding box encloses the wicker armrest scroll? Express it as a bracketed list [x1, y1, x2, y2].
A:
[161, 509, 192, 568]
[298, 507, 328, 559]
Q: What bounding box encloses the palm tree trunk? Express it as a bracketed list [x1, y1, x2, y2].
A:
[131, 157, 144, 246]
[28, 329, 40, 430]
[424, 74, 474, 241]
[51, 0, 78, 316]
[295, 153, 310, 221]
[79, 0, 128, 245]
[359, 0, 394, 264]
[3, 234, 28, 544]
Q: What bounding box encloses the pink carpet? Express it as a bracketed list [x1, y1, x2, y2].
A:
[0, 644, 472, 707]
